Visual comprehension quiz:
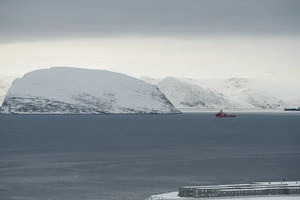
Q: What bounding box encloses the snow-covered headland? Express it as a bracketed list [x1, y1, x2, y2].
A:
[141, 77, 300, 109]
[0, 67, 179, 114]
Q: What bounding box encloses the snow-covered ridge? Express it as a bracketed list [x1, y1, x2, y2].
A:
[157, 77, 234, 109]
[141, 77, 300, 109]
[1, 67, 179, 114]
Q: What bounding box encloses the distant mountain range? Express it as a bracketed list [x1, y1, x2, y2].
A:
[1, 71, 299, 113]
[141, 76, 300, 109]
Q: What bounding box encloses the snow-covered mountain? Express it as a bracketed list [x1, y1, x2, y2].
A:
[142, 77, 300, 109]
[197, 78, 300, 109]
[157, 77, 234, 108]
[1, 67, 179, 114]
[215, 78, 298, 109]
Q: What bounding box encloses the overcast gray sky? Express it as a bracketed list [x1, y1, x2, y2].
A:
[0, 0, 300, 82]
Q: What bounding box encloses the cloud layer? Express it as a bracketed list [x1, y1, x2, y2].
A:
[1, 0, 300, 42]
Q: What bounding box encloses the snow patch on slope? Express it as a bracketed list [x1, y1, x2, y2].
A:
[1, 67, 179, 114]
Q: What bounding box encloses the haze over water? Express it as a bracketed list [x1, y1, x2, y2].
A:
[0, 113, 300, 200]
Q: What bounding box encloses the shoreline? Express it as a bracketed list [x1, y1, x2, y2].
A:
[179, 108, 300, 114]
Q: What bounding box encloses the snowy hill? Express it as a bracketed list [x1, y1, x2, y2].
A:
[157, 77, 234, 108]
[197, 78, 300, 109]
[142, 77, 300, 109]
[193, 77, 299, 109]
[1, 67, 179, 114]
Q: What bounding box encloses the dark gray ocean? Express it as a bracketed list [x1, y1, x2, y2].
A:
[0, 113, 300, 200]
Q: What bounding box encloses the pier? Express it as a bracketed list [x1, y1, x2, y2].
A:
[178, 181, 300, 198]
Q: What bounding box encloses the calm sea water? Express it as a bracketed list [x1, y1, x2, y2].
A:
[0, 113, 300, 200]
